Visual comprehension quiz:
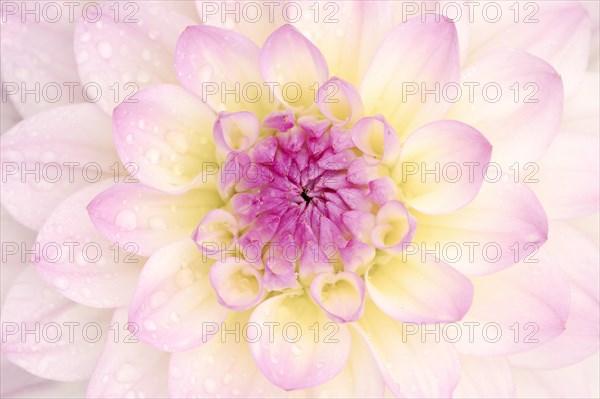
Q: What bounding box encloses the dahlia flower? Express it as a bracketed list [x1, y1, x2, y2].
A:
[1, 1, 598, 398]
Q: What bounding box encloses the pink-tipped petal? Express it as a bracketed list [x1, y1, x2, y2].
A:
[0, 354, 87, 398]
[0, 207, 35, 307]
[291, 328, 385, 398]
[213, 111, 260, 154]
[394, 120, 492, 215]
[455, 251, 570, 356]
[0, 104, 116, 230]
[316, 78, 364, 127]
[1, 13, 83, 117]
[512, 355, 600, 398]
[249, 292, 351, 390]
[195, 0, 285, 45]
[453, 355, 515, 398]
[530, 132, 599, 219]
[175, 25, 275, 116]
[361, 14, 460, 138]
[339, 240, 376, 275]
[466, 2, 590, 95]
[129, 239, 225, 352]
[169, 311, 289, 398]
[448, 49, 564, 168]
[350, 116, 400, 166]
[87, 308, 169, 398]
[370, 201, 417, 251]
[354, 300, 461, 398]
[260, 24, 329, 109]
[413, 177, 548, 275]
[88, 183, 222, 257]
[294, 2, 393, 87]
[1, 267, 113, 381]
[310, 271, 366, 323]
[209, 259, 265, 311]
[128, 240, 227, 352]
[192, 209, 239, 258]
[35, 180, 144, 308]
[562, 72, 599, 135]
[75, 2, 196, 113]
[366, 252, 473, 323]
[113, 84, 217, 194]
[508, 222, 599, 369]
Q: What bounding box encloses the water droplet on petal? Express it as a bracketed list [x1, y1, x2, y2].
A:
[148, 216, 167, 231]
[203, 378, 217, 394]
[97, 41, 113, 59]
[143, 320, 157, 331]
[115, 209, 137, 230]
[52, 277, 70, 290]
[144, 148, 161, 164]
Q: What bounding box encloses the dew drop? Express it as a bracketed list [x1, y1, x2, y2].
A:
[116, 362, 142, 383]
[165, 130, 189, 154]
[97, 41, 113, 59]
[115, 209, 137, 231]
[143, 320, 157, 331]
[203, 378, 217, 394]
[291, 344, 302, 356]
[149, 291, 168, 309]
[144, 148, 161, 164]
[174, 269, 194, 288]
[52, 277, 70, 290]
[148, 216, 167, 231]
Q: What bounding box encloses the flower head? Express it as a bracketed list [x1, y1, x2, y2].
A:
[0, 1, 598, 398]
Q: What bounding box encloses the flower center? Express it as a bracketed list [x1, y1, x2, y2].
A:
[193, 100, 414, 319]
[300, 188, 312, 204]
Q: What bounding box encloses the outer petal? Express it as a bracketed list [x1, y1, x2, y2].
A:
[529, 132, 599, 219]
[354, 300, 461, 398]
[169, 311, 289, 398]
[74, 1, 197, 113]
[507, 222, 599, 369]
[0, 103, 116, 230]
[361, 14, 460, 138]
[87, 307, 169, 398]
[195, 0, 285, 45]
[453, 355, 515, 399]
[248, 291, 351, 390]
[455, 252, 570, 356]
[584, 1, 600, 71]
[413, 178, 548, 275]
[562, 72, 600, 135]
[394, 120, 492, 215]
[290, 328, 385, 398]
[129, 239, 227, 352]
[1, 355, 87, 399]
[34, 180, 144, 308]
[0, 206, 35, 306]
[390, 1, 471, 64]
[294, 1, 393, 87]
[175, 25, 275, 116]
[1, 10, 82, 117]
[366, 253, 473, 323]
[0, 267, 112, 381]
[448, 49, 564, 168]
[113, 84, 217, 194]
[0, 80, 21, 134]
[260, 24, 329, 109]
[88, 183, 222, 257]
[512, 354, 600, 398]
[466, 1, 590, 95]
